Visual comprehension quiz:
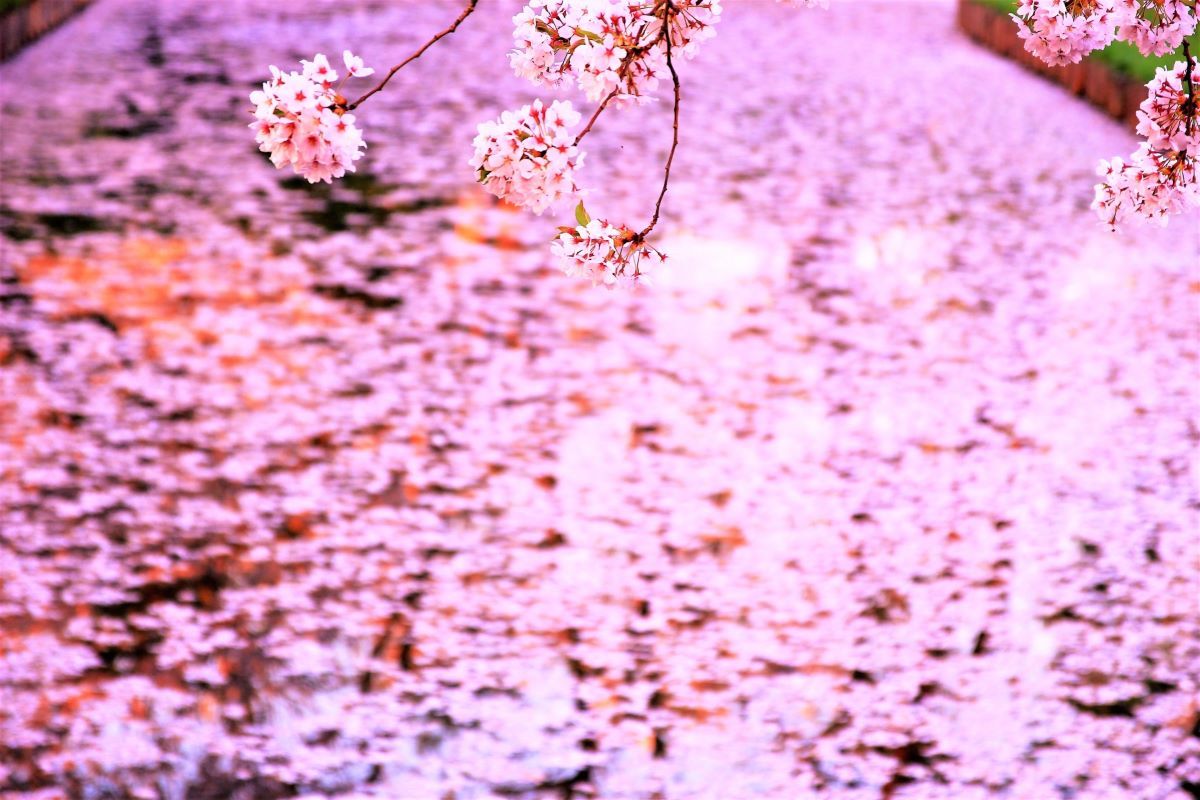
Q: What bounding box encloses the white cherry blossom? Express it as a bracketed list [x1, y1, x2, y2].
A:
[342, 49, 375, 78]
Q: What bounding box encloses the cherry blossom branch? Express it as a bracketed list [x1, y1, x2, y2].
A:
[346, 0, 479, 111]
[572, 13, 675, 148]
[637, 5, 681, 241]
[574, 88, 621, 146]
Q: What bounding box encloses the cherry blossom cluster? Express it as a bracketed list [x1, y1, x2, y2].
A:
[1092, 60, 1200, 228]
[470, 99, 583, 214]
[498, 0, 738, 283]
[244, 0, 1198, 269]
[1012, 0, 1196, 66]
[1012, 0, 1123, 65]
[552, 205, 666, 285]
[247, 1, 849, 286]
[1117, 0, 1197, 56]
[1137, 58, 1200, 149]
[1092, 145, 1197, 226]
[1013, 1, 1200, 228]
[249, 52, 375, 184]
[509, 0, 723, 102]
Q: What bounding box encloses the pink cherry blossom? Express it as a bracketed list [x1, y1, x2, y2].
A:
[1012, 0, 1125, 66]
[249, 53, 373, 184]
[509, 0, 722, 102]
[1093, 142, 1198, 228]
[1136, 60, 1200, 152]
[1014, 0, 1196, 64]
[552, 217, 665, 285]
[470, 99, 583, 214]
[1093, 59, 1200, 228]
[1116, 0, 1197, 57]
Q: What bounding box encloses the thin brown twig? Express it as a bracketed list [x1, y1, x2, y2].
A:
[1184, 41, 1196, 97]
[572, 21, 667, 146]
[346, 0, 479, 111]
[571, 4, 682, 147]
[1184, 40, 1196, 135]
[575, 88, 622, 146]
[637, 0, 681, 241]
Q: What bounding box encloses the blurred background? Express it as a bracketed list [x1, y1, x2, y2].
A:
[1, 1, 1198, 798]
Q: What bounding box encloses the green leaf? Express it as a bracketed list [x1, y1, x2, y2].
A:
[574, 201, 591, 227]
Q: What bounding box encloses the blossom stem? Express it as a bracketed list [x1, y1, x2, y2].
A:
[575, 88, 621, 146]
[573, 7, 675, 148]
[638, 0, 681, 241]
[1185, 40, 1196, 135]
[346, 0, 479, 111]
[1184, 40, 1195, 101]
